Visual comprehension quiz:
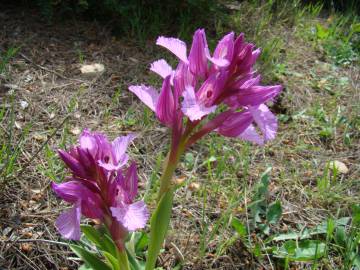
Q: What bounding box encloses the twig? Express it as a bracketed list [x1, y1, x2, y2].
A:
[3, 238, 69, 246]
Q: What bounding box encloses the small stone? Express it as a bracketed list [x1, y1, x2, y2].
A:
[20, 100, 29, 109]
[173, 176, 186, 185]
[33, 133, 47, 142]
[80, 63, 105, 74]
[20, 243, 32, 253]
[70, 127, 81, 135]
[328, 160, 349, 174]
[188, 182, 200, 191]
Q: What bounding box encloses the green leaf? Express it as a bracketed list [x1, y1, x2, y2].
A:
[250, 168, 271, 224]
[335, 226, 347, 246]
[103, 251, 120, 270]
[273, 240, 326, 262]
[81, 225, 104, 248]
[293, 240, 325, 261]
[316, 23, 329, 39]
[272, 231, 301, 241]
[80, 225, 118, 257]
[135, 232, 149, 253]
[258, 223, 270, 235]
[351, 23, 360, 33]
[126, 248, 145, 270]
[79, 264, 93, 270]
[267, 201, 282, 224]
[231, 217, 247, 237]
[70, 244, 112, 270]
[145, 189, 174, 270]
[352, 204, 360, 225]
[353, 254, 360, 268]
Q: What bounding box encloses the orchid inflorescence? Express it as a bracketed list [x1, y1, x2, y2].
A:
[52, 130, 148, 251]
[52, 29, 281, 270]
[129, 29, 282, 149]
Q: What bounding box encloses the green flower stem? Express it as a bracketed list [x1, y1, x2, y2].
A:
[117, 249, 131, 270]
[146, 132, 188, 270]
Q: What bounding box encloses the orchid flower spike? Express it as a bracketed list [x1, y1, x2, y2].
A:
[51, 129, 149, 247]
[129, 29, 282, 147]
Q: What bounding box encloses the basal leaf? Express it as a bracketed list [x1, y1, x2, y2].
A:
[266, 201, 282, 224]
[231, 217, 247, 237]
[103, 251, 120, 270]
[70, 244, 112, 270]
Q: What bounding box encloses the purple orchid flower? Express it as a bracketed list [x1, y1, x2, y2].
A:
[129, 29, 282, 147]
[51, 130, 149, 249]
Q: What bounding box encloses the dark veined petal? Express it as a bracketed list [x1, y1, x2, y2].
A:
[111, 201, 149, 231]
[128, 85, 159, 112]
[236, 85, 282, 106]
[196, 71, 228, 106]
[188, 29, 209, 79]
[58, 149, 87, 178]
[156, 76, 175, 125]
[181, 86, 216, 121]
[156, 36, 188, 63]
[208, 31, 234, 68]
[120, 162, 138, 203]
[173, 61, 195, 98]
[55, 204, 81, 240]
[216, 110, 253, 137]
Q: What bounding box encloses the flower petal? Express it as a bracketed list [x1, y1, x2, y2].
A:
[156, 36, 188, 63]
[196, 71, 227, 106]
[181, 86, 216, 121]
[250, 104, 277, 142]
[238, 124, 264, 145]
[111, 201, 149, 231]
[208, 32, 234, 68]
[173, 61, 195, 98]
[52, 181, 94, 203]
[217, 110, 253, 137]
[236, 85, 282, 106]
[156, 76, 175, 125]
[150, 59, 173, 79]
[79, 129, 98, 157]
[122, 162, 138, 203]
[58, 149, 87, 178]
[188, 29, 209, 79]
[128, 85, 159, 112]
[51, 181, 103, 219]
[112, 133, 136, 165]
[55, 205, 81, 240]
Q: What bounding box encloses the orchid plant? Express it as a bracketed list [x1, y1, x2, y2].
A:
[52, 29, 281, 270]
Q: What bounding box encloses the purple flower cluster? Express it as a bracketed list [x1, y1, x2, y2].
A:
[129, 29, 282, 145]
[51, 130, 148, 244]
